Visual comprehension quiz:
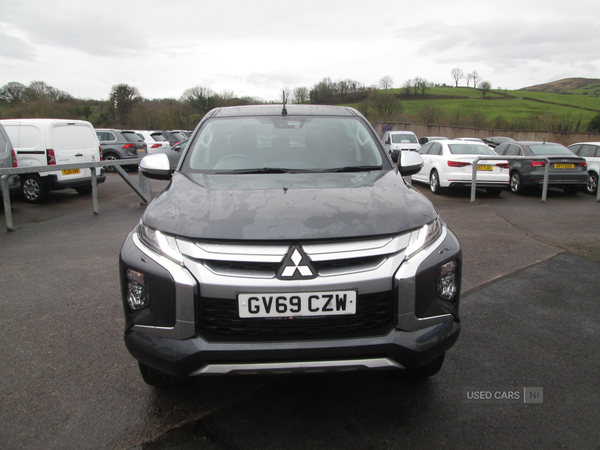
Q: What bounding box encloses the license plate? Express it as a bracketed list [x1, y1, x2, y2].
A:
[238, 291, 357, 318]
[554, 164, 574, 169]
[62, 169, 81, 175]
[477, 165, 493, 171]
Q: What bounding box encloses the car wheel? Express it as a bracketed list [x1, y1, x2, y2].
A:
[586, 172, 598, 194]
[75, 185, 92, 195]
[138, 362, 188, 388]
[104, 154, 119, 172]
[486, 187, 503, 196]
[509, 171, 523, 194]
[20, 174, 47, 203]
[430, 170, 443, 194]
[391, 353, 446, 380]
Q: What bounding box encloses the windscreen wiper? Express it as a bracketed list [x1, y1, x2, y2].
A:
[320, 166, 382, 173]
[225, 167, 296, 174]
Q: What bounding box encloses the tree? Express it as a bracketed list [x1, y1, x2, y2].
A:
[587, 112, 600, 133]
[0, 82, 27, 105]
[180, 86, 220, 115]
[110, 84, 141, 127]
[451, 68, 464, 88]
[471, 71, 481, 90]
[293, 86, 309, 103]
[378, 75, 394, 90]
[76, 104, 94, 120]
[479, 81, 491, 98]
[309, 78, 335, 103]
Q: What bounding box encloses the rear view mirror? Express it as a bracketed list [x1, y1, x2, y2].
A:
[399, 151, 424, 176]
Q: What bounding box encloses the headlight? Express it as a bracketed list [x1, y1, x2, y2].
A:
[137, 221, 183, 264]
[405, 216, 443, 259]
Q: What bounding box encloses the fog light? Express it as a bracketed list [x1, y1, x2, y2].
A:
[438, 261, 457, 301]
[127, 269, 148, 310]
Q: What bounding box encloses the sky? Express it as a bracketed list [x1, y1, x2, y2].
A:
[1, 0, 599, 102]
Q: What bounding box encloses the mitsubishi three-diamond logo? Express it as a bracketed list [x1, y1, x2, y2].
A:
[277, 246, 316, 280]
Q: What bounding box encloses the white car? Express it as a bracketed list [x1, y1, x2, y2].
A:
[133, 130, 171, 154]
[412, 140, 510, 196]
[455, 137, 494, 149]
[567, 142, 600, 194]
[381, 130, 421, 162]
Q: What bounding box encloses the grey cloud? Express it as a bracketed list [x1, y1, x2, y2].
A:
[395, 17, 600, 68]
[0, 32, 36, 60]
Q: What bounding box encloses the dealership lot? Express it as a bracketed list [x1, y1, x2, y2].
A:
[1, 174, 599, 449]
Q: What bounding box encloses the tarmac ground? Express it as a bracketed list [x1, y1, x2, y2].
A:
[1, 173, 599, 449]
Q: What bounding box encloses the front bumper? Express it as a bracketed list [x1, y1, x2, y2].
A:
[120, 226, 462, 377]
[125, 319, 460, 377]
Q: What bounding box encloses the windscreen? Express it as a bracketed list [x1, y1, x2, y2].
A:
[448, 143, 496, 155]
[391, 133, 417, 144]
[182, 116, 384, 172]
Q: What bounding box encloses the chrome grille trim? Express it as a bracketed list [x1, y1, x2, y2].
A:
[176, 234, 411, 279]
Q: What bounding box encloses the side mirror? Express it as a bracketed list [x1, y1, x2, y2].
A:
[140, 153, 172, 180]
[385, 138, 391, 145]
[399, 151, 424, 176]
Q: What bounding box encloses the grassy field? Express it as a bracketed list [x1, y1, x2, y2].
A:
[347, 81, 600, 129]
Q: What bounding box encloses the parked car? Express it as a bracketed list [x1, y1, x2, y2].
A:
[120, 104, 462, 387]
[154, 130, 180, 147]
[0, 119, 105, 203]
[134, 130, 172, 153]
[170, 130, 193, 141]
[381, 130, 421, 162]
[0, 122, 21, 199]
[455, 137, 491, 148]
[149, 138, 188, 171]
[494, 141, 588, 195]
[95, 129, 146, 171]
[482, 136, 515, 149]
[419, 136, 448, 145]
[412, 140, 509, 196]
[567, 142, 600, 194]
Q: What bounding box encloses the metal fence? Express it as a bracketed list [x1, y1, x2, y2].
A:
[468, 156, 600, 203]
[1, 159, 151, 231]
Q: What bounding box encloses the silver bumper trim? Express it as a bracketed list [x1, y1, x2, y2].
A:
[189, 357, 405, 376]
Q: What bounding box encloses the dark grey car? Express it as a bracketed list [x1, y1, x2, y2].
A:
[495, 141, 588, 194]
[149, 139, 188, 172]
[482, 136, 515, 148]
[0, 123, 21, 199]
[119, 104, 462, 387]
[95, 129, 146, 171]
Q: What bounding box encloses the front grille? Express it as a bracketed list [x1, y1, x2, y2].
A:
[198, 291, 394, 342]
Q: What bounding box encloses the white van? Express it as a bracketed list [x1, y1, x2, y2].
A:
[381, 130, 421, 163]
[0, 119, 106, 203]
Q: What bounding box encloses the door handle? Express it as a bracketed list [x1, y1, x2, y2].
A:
[75, 153, 83, 157]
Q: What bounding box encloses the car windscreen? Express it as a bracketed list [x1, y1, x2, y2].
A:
[181, 115, 385, 173]
[528, 144, 574, 156]
[391, 134, 417, 144]
[448, 144, 496, 155]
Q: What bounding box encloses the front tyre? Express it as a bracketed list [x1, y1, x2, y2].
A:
[430, 170, 443, 194]
[20, 174, 47, 203]
[586, 171, 598, 194]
